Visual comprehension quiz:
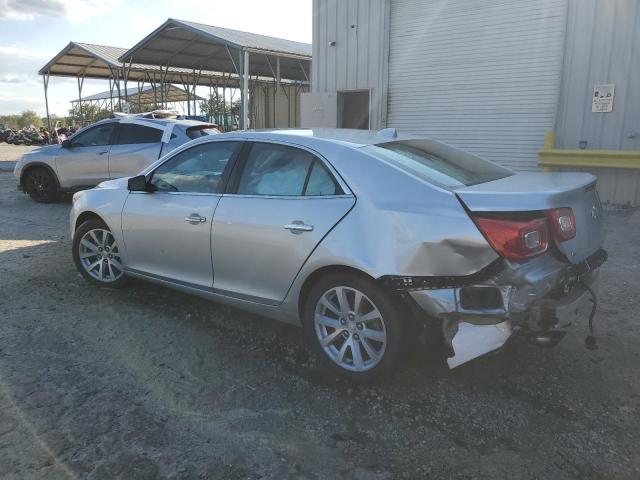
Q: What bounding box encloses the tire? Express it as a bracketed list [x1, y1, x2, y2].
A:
[303, 272, 405, 383]
[23, 167, 58, 203]
[72, 220, 128, 288]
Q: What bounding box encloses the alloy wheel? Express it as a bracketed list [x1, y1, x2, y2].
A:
[78, 228, 124, 283]
[314, 286, 387, 372]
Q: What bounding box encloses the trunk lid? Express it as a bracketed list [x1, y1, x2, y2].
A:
[455, 172, 605, 264]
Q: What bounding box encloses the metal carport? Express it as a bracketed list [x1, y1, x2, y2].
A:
[39, 41, 240, 131]
[71, 84, 204, 114]
[118, 18, 312, 129]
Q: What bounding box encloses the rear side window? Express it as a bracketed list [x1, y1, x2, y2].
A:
[364, 140, 512, 188]
[305, 160, 340, 196]
[237, 143, 314, 196]
[117, 124, 163, 145]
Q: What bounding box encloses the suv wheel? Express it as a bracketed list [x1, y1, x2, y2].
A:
[24, 167, 58, 203]
[304, 273, 405, 382]
[72, 220, 128, 288]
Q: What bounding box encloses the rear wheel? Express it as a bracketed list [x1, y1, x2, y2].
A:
[72, 220, 128, 288]
[304, 273, 405, 382]
[24, 167, 58, 203]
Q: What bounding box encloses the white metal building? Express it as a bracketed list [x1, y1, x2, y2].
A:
[303, 0, 640, 183]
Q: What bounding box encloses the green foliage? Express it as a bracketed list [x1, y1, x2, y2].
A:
[17, 110, 42, 129]
[0, 111, 45, 129]
[0, 114, 19, 129]
[68, 103, 113, 127]
[199, 94, 240, 117]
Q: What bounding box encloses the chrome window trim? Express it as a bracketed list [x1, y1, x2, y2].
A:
[221, 193, 354, 200]
[128, 191, 221, 197]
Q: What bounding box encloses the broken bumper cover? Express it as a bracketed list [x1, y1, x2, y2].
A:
[385, 249, 607, 368]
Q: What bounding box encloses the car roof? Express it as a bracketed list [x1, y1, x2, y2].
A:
[91, 117, 212, 127]
[215, 128, 423, 148]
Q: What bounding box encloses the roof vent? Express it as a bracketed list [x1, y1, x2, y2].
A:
[377, 128, 397, 139]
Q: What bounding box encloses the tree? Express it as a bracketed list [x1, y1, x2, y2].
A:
[67, 103, 112, 127]
[199, 93, 240, 129]
[0, 114, 20, 129]
[17, 110, 42, 129]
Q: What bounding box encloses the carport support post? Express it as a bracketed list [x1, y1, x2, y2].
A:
[42, 72, 51, 143]
[241, 49, 250, 130]
[77, 75, 84, 128]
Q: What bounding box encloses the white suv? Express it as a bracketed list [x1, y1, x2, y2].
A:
[14, 117, 218, 202]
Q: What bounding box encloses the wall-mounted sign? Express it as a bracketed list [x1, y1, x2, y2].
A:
[592, 84, 615, 113]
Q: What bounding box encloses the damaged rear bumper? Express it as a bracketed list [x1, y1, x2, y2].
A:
[386, 249, 607, 368]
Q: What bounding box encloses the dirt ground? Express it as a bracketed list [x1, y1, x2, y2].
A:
[0, 167, 639, 480]
[0, 144, 36, 167]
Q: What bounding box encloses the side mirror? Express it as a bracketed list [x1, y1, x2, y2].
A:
[61, 139, 71, 148]
[127, 175, 152, 192]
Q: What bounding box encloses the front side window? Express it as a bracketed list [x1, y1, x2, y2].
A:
[150, 141, 239, 194]
[71, 123, 115, 147]
[117, 124, 163, 145]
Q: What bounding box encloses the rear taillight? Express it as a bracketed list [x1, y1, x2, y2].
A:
[547, 207, 576, 241]
[473, 216, 549, 261]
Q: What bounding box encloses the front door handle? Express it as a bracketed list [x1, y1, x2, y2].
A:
[185, 213, 207, 224]
[284, 222, 314, 234]
[96, 151, 109, 155]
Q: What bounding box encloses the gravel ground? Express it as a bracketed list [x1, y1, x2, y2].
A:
[0, 144, 36, 171]
[0, 170, 639, 480]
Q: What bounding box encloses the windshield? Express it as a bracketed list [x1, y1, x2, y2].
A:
[364, 140, 513, 188]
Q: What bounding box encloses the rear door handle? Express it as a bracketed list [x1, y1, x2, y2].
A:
[284, 222, 314, 234]
[185, 214, 207, 224]
[97, 151, 109, 155]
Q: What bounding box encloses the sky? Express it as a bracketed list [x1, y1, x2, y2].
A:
[0, 0, 312, 117]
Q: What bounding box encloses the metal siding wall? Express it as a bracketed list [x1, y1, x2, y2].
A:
[387, 0, 567, 171]
[556, 0, 640, 151]
[311, 0, 389, 128]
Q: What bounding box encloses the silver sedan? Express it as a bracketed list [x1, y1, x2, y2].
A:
[14, 117, 218, 203]
[69, 129, 606, 381]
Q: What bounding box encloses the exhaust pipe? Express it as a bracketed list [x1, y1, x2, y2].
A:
[522, 330, 566, 348]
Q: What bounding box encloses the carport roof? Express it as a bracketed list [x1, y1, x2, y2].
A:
[72, 84, 204, 104]
[118, 18, 311, 82]
[38, 41, 238, 86]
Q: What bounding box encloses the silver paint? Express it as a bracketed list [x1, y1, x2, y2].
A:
[70, 129, 606, 370]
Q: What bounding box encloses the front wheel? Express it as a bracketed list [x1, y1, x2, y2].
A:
[304, 273, 405, 382]
[72, 220, 128, 288]
[24, 167, 58, 203]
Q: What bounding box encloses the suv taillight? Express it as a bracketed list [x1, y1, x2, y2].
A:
[547, 207, 576, 241]
[472, 216, 549, 261]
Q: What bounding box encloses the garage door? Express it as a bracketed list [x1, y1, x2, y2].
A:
[387, 0, 567, 171]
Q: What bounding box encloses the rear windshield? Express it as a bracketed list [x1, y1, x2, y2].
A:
[186, 125, 220, 140]
[363, 140, 513, 188]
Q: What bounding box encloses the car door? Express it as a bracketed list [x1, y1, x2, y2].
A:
[108, 122, 164, 178]
[121, 141, 242, 287]
[55, 122, 115, 188]
[211, 141, 355, 304]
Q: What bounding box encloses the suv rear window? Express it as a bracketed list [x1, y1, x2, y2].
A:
[363, 140, 513, 188]
[186, 125, 220, 140]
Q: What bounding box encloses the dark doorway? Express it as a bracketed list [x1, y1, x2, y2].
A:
[338, 90, 370, 129]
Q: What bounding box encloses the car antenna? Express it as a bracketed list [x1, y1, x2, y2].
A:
[377, 128, 397, 139]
